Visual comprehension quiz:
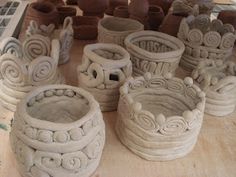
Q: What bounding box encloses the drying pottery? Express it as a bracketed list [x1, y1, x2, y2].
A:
[72, 16, 99, 40]
[124, 30, 185, 76]
[98, 17, 144, 47]
[66, 0, 78, 5]
[22, 2, 59, 31]
[77, 0, 108, 18]
[10, 84, 105, 177]
[113, 6, 129, 18]
[148, 0, 174, 15]
[171, 0, 199, 16]
[178, 15, 236, 71]
[26, 17, 74, 64]
[192, 59, 236, 116]
[77, 43, 132, 112]
[57, 7, 77, 25]
[218, 10, 236, 30]
[128, 0, 149, 24]
[0, 35, 65, 111]
[159, 12, 188, 37]
[106, 0, 128, 15]
[116, 73, 206, 161]
[147, 5, 164, 30]
[37, 0, 65, 7]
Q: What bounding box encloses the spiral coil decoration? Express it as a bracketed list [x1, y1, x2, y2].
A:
[203, 31, 221, 48]
[62, 152, 88, 171]
[23, 34, 51, 61]
[167, 79, 185, 94]
[160, 117, 187, 136]
[148, 77, 167, 88]
[187, 29, 203, 45]
[220, 33, 236, 50]
[194, 14, 210, 32]
[0, 55, 27, 86]
[28, 56, 56, 86]
[0, 37, 23, 59]
[134, 111, 157, 131]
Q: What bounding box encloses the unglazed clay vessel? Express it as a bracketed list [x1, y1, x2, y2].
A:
[125, 30, 185, 76]
[26, 17, 74, 64]
[148, 0, 174, 15]
[77, 0, 108, 18]
[0, 35, 65, 111]
[114, 6, 129, 18]
[78, 43, 132, 112]
[72, 16, 99, 40]
[10, 84, 105, 177]
[106, 0, 128, 15]
[192, 59, 236, 116]
[116, 73, 206, 161]
[171, 0, 199, 16]
[128, 0, 149, 24]
[57, 7, 77, 25]
[178, 15, 236, 71]
[147, 5, 164, 30]
[218, 10, 236, 30]
[98, 17, 144, 47]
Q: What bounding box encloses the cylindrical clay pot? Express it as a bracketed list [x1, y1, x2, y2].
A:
[114, 6, 129, 18]
[78, 43, 132, 112]
[77, 0, 108, 18]
[147, 5, 164, 30]
[57, 7, 77, 25]
[105, 0, 128, 15]
[148, 0, 174, 15]
[10, 84, 105, 177]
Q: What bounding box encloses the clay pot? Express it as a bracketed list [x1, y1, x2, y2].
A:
[23, 2, 59, 30]
[57, 7, 77, 24]
[72, 16, 99, 40]
[66, 0, 78, 5]
[37, 0, 65, 7]
[159, 12, 188, 37]
[114, 6, 129, 18]
[128, 0, 149, 24]
[148, 5, 164, 30]
[105, 0, 128, 15]
[218, 10, 236, 30]
[148, 0, 174, 15]
[77, 0, 108, 18]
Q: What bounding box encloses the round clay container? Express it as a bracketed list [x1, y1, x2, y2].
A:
[105, 0, 128, 15]
[72, 16, 99, 40]
[114, 6, 129, 18]
[148, 5, 164, 30]
[57, 7, 77, 25]
[10, 84, 105, 177]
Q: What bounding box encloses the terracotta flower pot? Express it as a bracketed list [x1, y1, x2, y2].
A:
[77, 0, 108, 18]
[218, 10, 236, 30]
[114, 6, 129, 18]
[66, 0, 78, 5]
[148, 5, 164, 30]
[72, 16, 99, 40]
[148, 0, 174, 15]
[23, 2, 59, 31]
[159, 12, 188, 37]
[105, 0, 128, 15]
[57, 7, 77, 24]
[128, 0, 149, 24]
[37, 0, 65, 7]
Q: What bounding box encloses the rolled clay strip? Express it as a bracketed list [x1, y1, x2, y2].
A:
[0, 37, 23, 59]
[187, 29, 203, 46]
[203, 31, 221, 48]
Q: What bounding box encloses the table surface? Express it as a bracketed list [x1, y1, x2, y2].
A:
[1, 5, 236, 177]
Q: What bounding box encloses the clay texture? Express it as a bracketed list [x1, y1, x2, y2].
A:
[26, 17, 74, 64]
[178, 15, 236, 71]
[78, 43, 132, 112]
[98, 17, 144, 47]
[106, 0, 128, 15]
[125, 30, 185, 76]
[10, 84, 105, 177]
[128, 0, 149, 24]
[0, 34, 65, 111]
[116, 73, 206, 161]
[192, 59, 236, 116]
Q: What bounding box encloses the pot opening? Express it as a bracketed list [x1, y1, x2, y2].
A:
[27, 89, 90, 123]
[115, 6, 128, 10]
[93, 48, 124, 60]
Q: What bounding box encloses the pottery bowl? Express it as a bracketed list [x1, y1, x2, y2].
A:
[72, 16, 99, 40]
[178, 15, 236, 71]
[125, 30, 185, 76]
[98, 17, 144, 47]
[116, 73, 206, 161]
[192, 59, 236, 116]
[10, 84, 105, 177]
[78, 43, 132, 112]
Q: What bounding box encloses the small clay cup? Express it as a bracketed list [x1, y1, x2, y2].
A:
[148, 0, 174, 15]
[148, 5, 164, 30]
[105, 0, 128, 15]
[66, 0, 78, 5]
[159, 12, 188, 37]
[57, 7, 77, 24]
[218, 10, 236, 30]
[72, 16, 99, 40]
[114, 6, 129, 18]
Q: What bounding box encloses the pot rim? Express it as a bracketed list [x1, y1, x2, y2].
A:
[16, 84, 100, 130]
